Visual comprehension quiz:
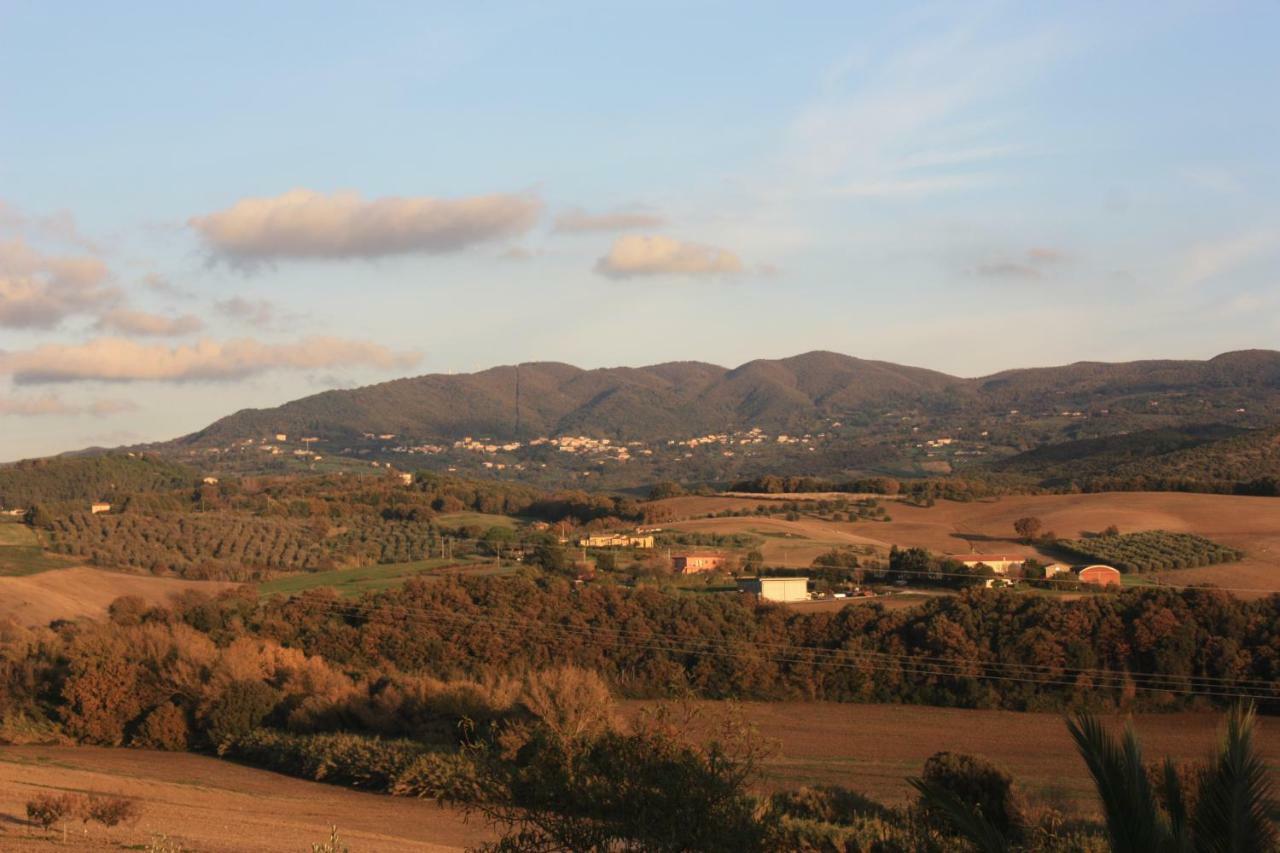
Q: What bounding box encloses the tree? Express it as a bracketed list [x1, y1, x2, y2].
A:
[203, 680, 279, 746]
[911, 751, 1026, 847]
[24, 503, 53, 528]
[647, 481, 685, 500]
[460, 708, 768, 852]
[1012, 516, 1042, 542]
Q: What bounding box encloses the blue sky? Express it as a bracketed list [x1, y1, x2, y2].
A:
[1, 1, 1278, 459]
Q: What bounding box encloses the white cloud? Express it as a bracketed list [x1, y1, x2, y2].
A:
[554, 207, 665, 233]
[0, 238, 118, 328]
[594, 235, 744, 279]
[94, 309, 204, 336]
[190, 188, 542, 264]
[0, 337, 420, 384]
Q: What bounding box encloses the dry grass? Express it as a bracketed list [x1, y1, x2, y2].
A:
[0, 567, 236, 626]
[0, 745, 491, 852]
[625, 700, 1280, 816]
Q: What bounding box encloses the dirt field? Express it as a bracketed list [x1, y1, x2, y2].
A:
[626, 701, 1280, 815]
[664, 492, 1280, 596]
[0, 567, 236, 626]
[0, 745, 493, 852]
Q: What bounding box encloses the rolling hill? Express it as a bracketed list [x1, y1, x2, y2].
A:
[150, 348, 1280, 487]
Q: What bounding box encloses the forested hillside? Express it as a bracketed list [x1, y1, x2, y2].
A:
[989, 424, 1280, 493]
[0, 454, 196, 508]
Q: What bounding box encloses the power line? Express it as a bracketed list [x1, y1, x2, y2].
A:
[270, 595, 1280, 703]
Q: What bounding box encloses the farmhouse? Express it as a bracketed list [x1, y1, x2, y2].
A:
[90, 502, 111, 514]
[738, 576, 810, 603]
[945, 554, 1026, 575]
[672, 553, 726, 574]
[578, 534, 655, 549]
[1075, 564, 1122, 587]
[1043, 563, 1073, 578]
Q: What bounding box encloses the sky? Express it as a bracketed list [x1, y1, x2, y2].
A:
[1, 1, 1278, 460]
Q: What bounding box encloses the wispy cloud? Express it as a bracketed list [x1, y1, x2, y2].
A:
[1178, 228, 1280, 289]
[0, 337, 420, 384]
[0, 394, 139, 417]
[190, 188, 542, 265]
[972, 247, 1070, 279]
[554, 206, 665, 233]
[783, 12, 1063, 202]
[94, 308, 204, 336]
[215, 296, 277, 328]
[594, 235, 744, 279]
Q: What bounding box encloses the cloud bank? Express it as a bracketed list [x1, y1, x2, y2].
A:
[0, 238, 117, 328]
[190, 188, 542, 264]
[0, 337, 420, 384]
[554, 207, 665, 233]
[595, 235, 743, 279]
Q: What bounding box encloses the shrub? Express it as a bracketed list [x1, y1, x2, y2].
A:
[917, 751, 1027, 841]
[26, 793, 77, 831]
[85, 794, 142, 828]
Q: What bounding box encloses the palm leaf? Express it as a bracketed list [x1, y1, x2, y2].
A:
[1192, 703, 1278, 853]
[1066, 713, 1172, 853]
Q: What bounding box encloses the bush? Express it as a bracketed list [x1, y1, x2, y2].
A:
[26, 793, 76, 831]
[84, 794, 142, 828]
[917, 751, 1026, 841]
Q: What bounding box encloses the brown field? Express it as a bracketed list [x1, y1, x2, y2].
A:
[0, 745, 492, 852]
[0, 567, 236, 626]
[663, 492, 1280, 596]
[626, 701, 1280, 815]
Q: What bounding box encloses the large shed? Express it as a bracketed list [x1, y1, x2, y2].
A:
[737, 576, 809, 603]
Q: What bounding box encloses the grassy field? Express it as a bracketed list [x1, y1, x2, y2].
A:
[0, 745, 489, 851]
[656, 492, 1280, 596]
[0, 520, 74, 577]
[256, 557, 512, 598]
[624, 701, 1280, 816]
[435, 511, 521, 529]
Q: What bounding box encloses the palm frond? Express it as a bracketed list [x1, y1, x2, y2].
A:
[1066, 713, 1172, 853]
[1192, 703, 1278, 853]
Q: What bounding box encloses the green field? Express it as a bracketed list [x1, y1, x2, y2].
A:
[434, 512, 521, 529]
[256, 557, 513, 597]
[0, 520, 74, 576]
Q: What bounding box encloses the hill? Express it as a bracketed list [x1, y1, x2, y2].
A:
[147, 349, 1280, 487]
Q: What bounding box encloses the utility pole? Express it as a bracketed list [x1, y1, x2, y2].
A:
[514, 362, 521, 438]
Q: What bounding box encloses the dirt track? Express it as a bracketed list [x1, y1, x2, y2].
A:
[0, 745, 492, 852]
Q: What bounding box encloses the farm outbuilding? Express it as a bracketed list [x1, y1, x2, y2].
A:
[945, 554, 1026, 575]
[1075, 564, 1122, 587]
[738, 576, 809, 603]
[673, 553, 726, 574]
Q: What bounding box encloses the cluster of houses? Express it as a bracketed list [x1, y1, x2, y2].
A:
[947, 553, 1121, 587]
